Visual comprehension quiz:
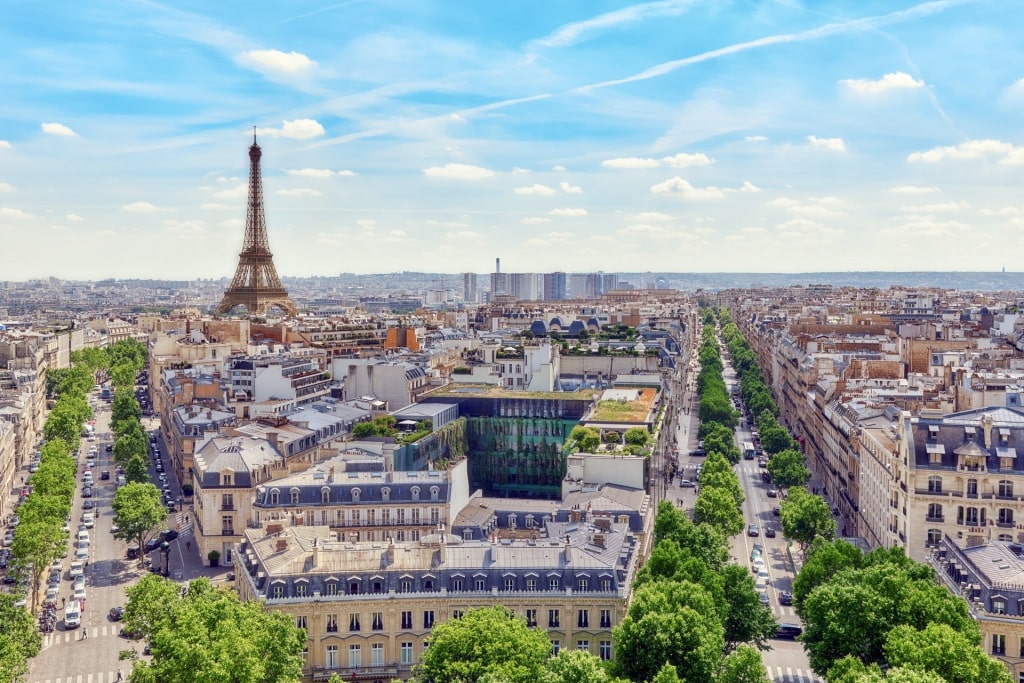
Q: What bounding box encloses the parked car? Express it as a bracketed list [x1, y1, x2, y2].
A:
[82, 487, 93, 498]
[160, 529, 179, 542]
[767, 489, 778, 498]
[101, 470, 110, 480]
[144, 538, 162, 553]
[758, 590, 770, 605]
[772, 506, 781, 516]
[82, 500, 94, 510]
[678, 479, 695, 488]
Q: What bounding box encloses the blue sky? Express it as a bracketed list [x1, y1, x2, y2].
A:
[1, 0, 1023, 280]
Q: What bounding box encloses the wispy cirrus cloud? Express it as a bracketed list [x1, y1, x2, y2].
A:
[276, 188, 322, 197]
[122, 201, 166, 213]
[602, 157, 660, 169]
[840, 71, 924, 93]
[287, 168, 356, 178]
[550, 208, 589, 217]
[890, 185, 939, 194]
[531, 0, 698, 48]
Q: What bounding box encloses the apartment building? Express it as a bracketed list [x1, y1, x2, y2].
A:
[236, 514, 642, 681]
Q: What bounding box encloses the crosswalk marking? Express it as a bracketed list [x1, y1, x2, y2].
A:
[32, 673, 122, 683]
[765, 665, 823, 683]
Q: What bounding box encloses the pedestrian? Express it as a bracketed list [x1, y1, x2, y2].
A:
[61, 597, 65, 608]
[82, 628, 88, 640]
[186, 540, 191, 551]
[117, 669, 124, 682]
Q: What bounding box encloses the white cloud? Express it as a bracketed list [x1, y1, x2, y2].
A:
[237, 49, 317, 74]
[765, 197, 798, 208]
[122, 201, 163, 213]
[788, 205, 845, 219]
[662, 152, 713, 168]
[286, 168, 336, 178]
[514, 184, 556, 196]
[0, 140, 10, 149]
[899, 201, 968, 213]
[550, 208, 589, 217]
[979, 206, 1023, 217]
[0, 207, 32, 219]
[560, 181, 583, 194]
[0, 182, 14, 193]
[522, 217, 551, 224]
[214, 184, 248, 199]
[512, 167, 531, 175]
[445, 230, 481, 240]
[220, 218, 244, 229]
[276, 188, 322, 197]
[426, 220, 470, 229]
[41, 122, 77, 137]
[619, 223, 683, 240]
[744, 135, 768, 142]
[201, 203, 233, 210]
[739, 181, 761, 193]
[423, 164, 496, 180]
[337, 170, 357, 176]
[650, 177, 725, 199]
[551, 165, 566, 172]
[889, 185, 939, 194]
[66, 213, 83, 222]
[526, 231, 576, 246]
[907, 139, 1014, 163]
[840, 71, 924, 94]
[602, 157, 660, 169]
[807, 135, 846, 152]
[885, 218, 969, 238]
[1000, 148, 1024, 166]
[256, 119, 325, 140]
[632, 211, 673, 222]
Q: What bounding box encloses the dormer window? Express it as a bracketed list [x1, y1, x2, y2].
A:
[352, 488, 361, 503]
[410, 487, 420, 502]
[430, 486, 440, 502]
[290, 488, 300, 505]
[270, 488, 280, 505]
[927, 425, 939, 440]
[965, 426, 977, 441]
[222, 472, 233, 486]
[1000, 428, 1011, 444]
[381, 487, 390, 503]
[321, 487, 331, 504]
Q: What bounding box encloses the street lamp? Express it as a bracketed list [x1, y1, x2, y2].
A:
[160, 541, 171, 577]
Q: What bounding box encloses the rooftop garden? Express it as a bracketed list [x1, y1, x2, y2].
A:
[588, 387, 657, 423]
[352, 415, 433, 444]
[565, 424, 652, 457]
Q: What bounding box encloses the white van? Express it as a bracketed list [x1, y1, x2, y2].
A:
[64, 600, 81, 629]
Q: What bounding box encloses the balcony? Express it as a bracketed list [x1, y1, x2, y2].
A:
[310, 665, 401, 681]
[997, 521, 1015, 529]
[925, 515, 944, 523]
[220, 504, 235, 511]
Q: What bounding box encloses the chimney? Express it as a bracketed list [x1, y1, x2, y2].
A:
[275, 538, 288, 553]
[563, 535, 572, 564]
[386, 537, 395, 565]
[312, 537, 319, 567]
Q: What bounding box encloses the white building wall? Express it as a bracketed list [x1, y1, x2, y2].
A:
[254, 366, 295, 402]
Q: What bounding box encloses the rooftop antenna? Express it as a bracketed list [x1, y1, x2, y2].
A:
[253, 125, 257, 144]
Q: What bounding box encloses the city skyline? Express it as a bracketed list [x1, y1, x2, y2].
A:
[1, 0, 1022, 280]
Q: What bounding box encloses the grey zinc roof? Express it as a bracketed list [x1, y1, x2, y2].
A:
[194, 435, 283, 485]
[961, 542, 1024, 591]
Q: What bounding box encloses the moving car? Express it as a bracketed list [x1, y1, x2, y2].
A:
[747, 523, 760, 537]
[764, 526, 776, 538]
[775, 623, 803, 639]
[779, 590, 793, 606]
[767, 489, 778, 498]
[678, 479, 695, 488]
[109, 606, 125, 621]
[758, 590, 770, 605]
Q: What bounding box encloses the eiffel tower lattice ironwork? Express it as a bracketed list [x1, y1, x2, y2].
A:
[217, 132, 297, 316]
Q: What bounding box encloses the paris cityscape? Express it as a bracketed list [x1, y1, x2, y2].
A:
[2, 2, 1023, 683]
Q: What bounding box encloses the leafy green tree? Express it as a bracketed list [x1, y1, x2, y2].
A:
[568, 426, 601, 453]
[114, 431, 148, 468]
[792, 538, 863, 612]
[623, 427, 650, 447]
[542, 649, 625, 683]
[698, 394, 737, 429]
[125, 454, 151, 484]
[693, 485, 744, 538]
[883, 623, 1012, 683]
[113, 483, 167, 565]
[10, 519, 66, 611]
[801, 563, 977, 675]
[125, 576, 304, 683]
[414, 606, 551, 683]
[779, 487, 836, 549]
[720, 565, 777, 651]
[43, 407, 82, 449]
[352, 421, 379, 438]
[698, 470, 744, 508]
[71, 347, 110, 373]
[765, 449, 811, 490]
[613, 580, 724, 683]
[0, 592, 41, 683]
[758, 424, 793, 454]
[109, 361, 137, 389]
[649, 663, 682, 683]
[112, 389, 142, 425]
[828, 656, 950, 683]
[717, 644, 771, 683]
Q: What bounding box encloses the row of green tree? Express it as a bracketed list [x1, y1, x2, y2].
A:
[795, 540, 1011, 683]
[566, 425, 652, 456]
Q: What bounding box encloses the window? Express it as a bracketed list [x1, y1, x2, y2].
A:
[966, 507, 981, 525]
[504, 577, 515, 591]
[551, 641, 561, 656]
[321, 487, 330, 504]
[999, 509, 1015, 526]
[296, 615, 308, 631]
[526, 609, 537, 627]
[1000, 480, 1015, 498]
[993, 633, 1006, 656]
[452, 610, 463, 620]
[401, 579, 412, 593]
[967, 479, 978, 496]
[424, 579, 434, 591]
[295, 582, 307, 598]
[577, 610, 589, 628]
[325, 645, 338, 670]
[352, 488, 361, 503]
[928, 476, 942, 493]
[601, 578, 612, 591]
[271, 584, 284, 599]
[290, 489, 300, 505]
[927, 528, 942, 546]
[382, 509, 391, 525]
[397, 508, 406, 524]
[348, 644, 361, 668]
[577, 640, 590, 652]
[221, 473, 233, 486]
[400, 642, 414, 665]
[549, 577, 559, 591]
[349, 580, 359, 595]
[548, 609, 560, 628]
[382, 487, 390, 502]
[372, 612, 384, 631]
[600, 609, 612, 628]
[424, 611, 435, 629]
[1018, 637, 1024, 658]
[326, 614, 338, 633]
[371, 643, 384, 667]
[367, 509, 376, 525]
[221, 493, 234, 510]
[993, 599, 1007, 615]
[526, 578, 536, 591]
[577, 578, 589, 591]
[430, 486, 440, 502]
[221, 515, 234, 535]
[301, 646, 308, 668]
[269, 489, 279, 505]
[411, 486, 420, 502]
[349, 613, 361, 632]
[325, 581, 338, 596]
[430, 508, 440, 524]
[412, 509, 421, 524]
[927, 503, 943, 521]
[401, 611, 413, 629]
[599, 641, 612, 661]
[452, 577, 464, 591]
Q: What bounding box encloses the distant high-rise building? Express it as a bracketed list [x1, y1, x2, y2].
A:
[600, 273, 619, 295]
[463, 273, 478, 303]
[543, 272, 567, 301]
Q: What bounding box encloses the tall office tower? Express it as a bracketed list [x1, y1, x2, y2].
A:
[543, 272, 567, 301]
[463, 273, 478, 303]
[217, 133, 296, 316]
[600, 273, 619, 295]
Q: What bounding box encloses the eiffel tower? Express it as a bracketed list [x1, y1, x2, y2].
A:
[217, 132, 297, 316]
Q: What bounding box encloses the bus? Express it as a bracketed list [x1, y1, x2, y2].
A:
[742, 441, 756, 460]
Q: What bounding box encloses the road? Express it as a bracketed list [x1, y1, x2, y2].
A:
[672, 343, 822, 683]
[27, 385, 184, 683]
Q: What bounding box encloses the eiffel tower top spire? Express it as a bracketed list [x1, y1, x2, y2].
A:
[216, 132, 296, 316]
